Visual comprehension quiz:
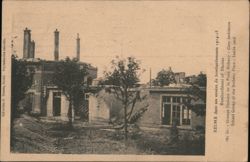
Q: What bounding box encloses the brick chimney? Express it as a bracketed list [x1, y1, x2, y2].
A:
[29, 40, 35, 58]
[76, 33, 80, 61]
[23, 27, 31, 58]
[54, 29, 59, 61]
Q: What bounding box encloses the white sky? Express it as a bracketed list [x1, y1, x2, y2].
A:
[8, 1, 214, 83]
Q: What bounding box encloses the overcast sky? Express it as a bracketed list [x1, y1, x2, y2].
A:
[7, 1, 216, 83]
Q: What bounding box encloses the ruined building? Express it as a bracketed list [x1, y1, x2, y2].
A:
[20, 28, 97, 121]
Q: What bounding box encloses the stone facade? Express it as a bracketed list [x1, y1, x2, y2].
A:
[20, 59, 97, 121]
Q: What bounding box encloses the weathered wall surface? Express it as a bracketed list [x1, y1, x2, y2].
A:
[88, 88, 206, 129]
[88, 91, 111, 124]
[60, 94, 69, 120]
[138, 92, 162, 127]
[46, 90, 53, 117]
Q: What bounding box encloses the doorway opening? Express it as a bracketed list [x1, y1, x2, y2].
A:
[53, 92, 61, 116]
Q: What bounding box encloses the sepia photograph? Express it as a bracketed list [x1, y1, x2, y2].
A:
[1, 0, 248, 161]
[9, 2, 207, 155]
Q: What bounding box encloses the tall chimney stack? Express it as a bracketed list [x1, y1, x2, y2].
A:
[29, 40, 35, 58]
[23, 28, 31, 58]
[54, 29, 59, 61]
[149, 68, 152, 88]
[76, 33, 80, 61]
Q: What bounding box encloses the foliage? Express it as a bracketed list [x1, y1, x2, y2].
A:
[193, 72, 207, 87]
[11, 55, 34, 120]
[152, 68, 176, 86]
[169, 119, 179, 144]
[128, 107, 148, 124]
[53, 57, 88, 126]
[103, 56, 148, 140]
[183, 73, 207, 116]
